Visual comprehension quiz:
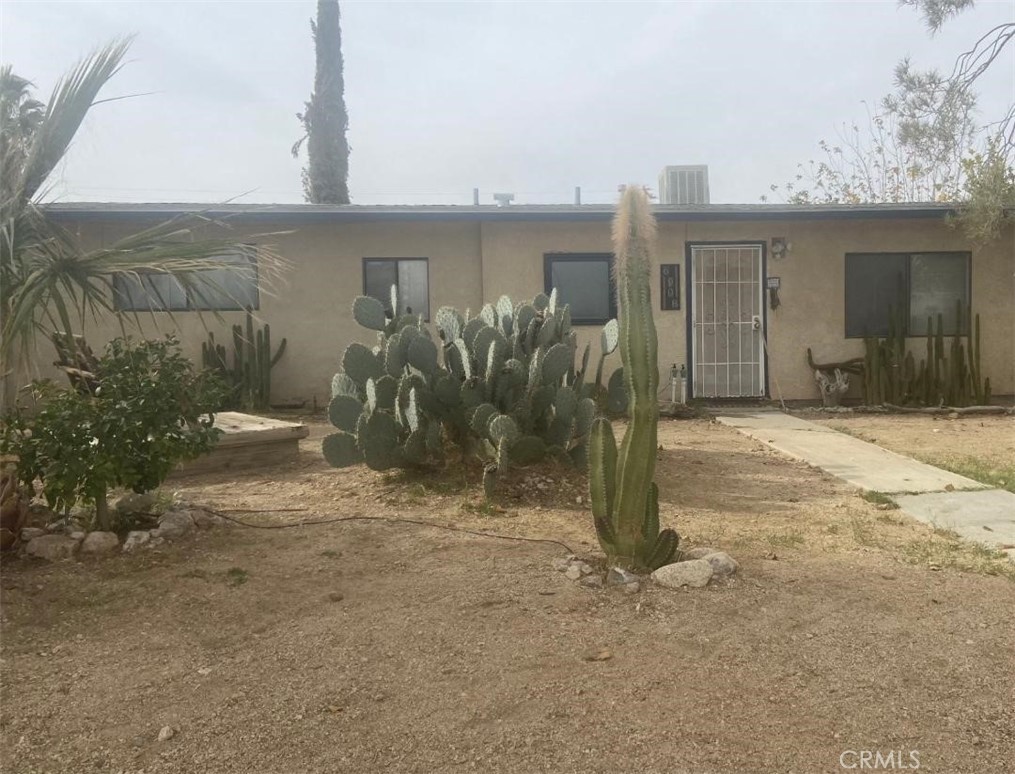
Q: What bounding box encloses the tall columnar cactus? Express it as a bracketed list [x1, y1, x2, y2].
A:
[202, 310, 287, 411]
[588, 186, 678, 572]
[858, 301, 990, 408]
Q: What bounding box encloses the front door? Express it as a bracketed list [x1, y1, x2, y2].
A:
[689, 243, 766, 398]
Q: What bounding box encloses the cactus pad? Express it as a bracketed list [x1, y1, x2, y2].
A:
[331, 372, 359, 398]
[488, 414, 520, 444]
[360, 412, 400, 471]
[407, 336, 439, 374]
[343, 342, 383, 387]
[469, 403, 498, 435]
[600, 319, 619, 355]
[322, 432, 362, 468]
[329, 395, 363, 432]
[375, 375, 398, 410]
[353, 296, 388, 331]
[541, 343, 572, 385]
[509, 435, 546, 465]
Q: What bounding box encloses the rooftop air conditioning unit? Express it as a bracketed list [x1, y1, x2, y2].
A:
[658, 165, 710, 205]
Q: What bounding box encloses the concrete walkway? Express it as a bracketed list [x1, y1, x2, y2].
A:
[715, 410, 1015, 552]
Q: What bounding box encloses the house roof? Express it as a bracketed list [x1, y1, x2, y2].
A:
[43, 201, 959, 223]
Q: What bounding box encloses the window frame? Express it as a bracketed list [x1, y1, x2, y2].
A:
[361, 257, 431, 321]
[542, 252, 618, 326]
[112, 245, 260, 313]
[844, 251, 971, 339]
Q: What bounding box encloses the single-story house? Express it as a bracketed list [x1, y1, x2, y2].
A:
[42, 200, 1015, 406]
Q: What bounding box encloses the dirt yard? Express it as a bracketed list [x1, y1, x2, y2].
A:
[2, 418, 1014, 773]
[805, 412, 1015, 490]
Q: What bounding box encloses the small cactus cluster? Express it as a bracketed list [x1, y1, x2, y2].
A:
[202, 310, 287, 411]
[588, 186, 679, 572]
[862, 301, 990, 407]
[322, 285, 622, 488]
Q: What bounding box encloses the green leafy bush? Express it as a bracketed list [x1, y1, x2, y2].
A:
[1, 336, 224, 529]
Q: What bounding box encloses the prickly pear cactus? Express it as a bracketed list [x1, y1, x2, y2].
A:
[324, 285, 445, 472]
[324, 283, 623, 491]
[588, 186, 679, 571]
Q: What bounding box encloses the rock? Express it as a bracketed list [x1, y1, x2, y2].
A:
[680, 547, 719, 561]
[702, 551, 739, 578]
[622, 581, 641, 594]
[564, 565, 582, 581]
[25, 535, 80, 562]
[155, 510, 195, 539]
[20, 527, 46, 542]
[328, 592, 344, 603]
[157, 726, 175, 742]
[122, 531, 152, 553]
[606, 567, 640, 587]
[69, 531, 86, 541]
[579, 574, 604, 589]
[189, 508, 224, 530]
[115, 492, 156, 516]
[651, 559, 714, 589]
[551, 557, 570, 573]
[577, 562, 594, 576]
[80, 531, 120, 556]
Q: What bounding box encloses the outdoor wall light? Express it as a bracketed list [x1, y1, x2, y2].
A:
[770, 237, 791, 259]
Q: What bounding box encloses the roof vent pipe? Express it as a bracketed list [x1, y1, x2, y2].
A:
[473, 188, 480, 205]
[493, 193, 514, 207]
[574, 186, 581, 205]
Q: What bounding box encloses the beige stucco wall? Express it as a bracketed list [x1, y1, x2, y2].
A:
[37, 213, 1015, 406]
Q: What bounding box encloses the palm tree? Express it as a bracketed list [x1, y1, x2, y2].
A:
[1, 39, 284, 408]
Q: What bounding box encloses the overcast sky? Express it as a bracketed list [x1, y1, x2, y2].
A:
[1, 0, 1012, 205]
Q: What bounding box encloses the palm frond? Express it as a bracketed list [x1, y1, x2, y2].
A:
[14, 38, 132, 207]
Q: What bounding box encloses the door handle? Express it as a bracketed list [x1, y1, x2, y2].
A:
[751, 315, 762, 331]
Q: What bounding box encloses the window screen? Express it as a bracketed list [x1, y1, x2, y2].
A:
[845, 252, 969, 338]
[544, 254, 616, 325]
[189, 249, 259, 311]
[113, 248, 259, 312]
[363, 258, 430, 320]
[908, 253, 969, 335]
[113, 273, 189, 312]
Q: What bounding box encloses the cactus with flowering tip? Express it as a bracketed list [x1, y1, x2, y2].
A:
[588, 186, 679, 571]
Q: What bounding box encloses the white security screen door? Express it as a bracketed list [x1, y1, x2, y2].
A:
[690, 244, 765, 398]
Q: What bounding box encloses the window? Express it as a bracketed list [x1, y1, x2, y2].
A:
[189, 250, 259, 311]
[363, 258, 430, 320]
[113, 248, 259, 312]
[543, 253, 617, 325]
[844, 252, 970, 338]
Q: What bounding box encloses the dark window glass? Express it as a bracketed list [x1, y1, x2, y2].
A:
[544, 254, 616, 324]
[844, 254, 907, 338]
[363, 259, 429, 320]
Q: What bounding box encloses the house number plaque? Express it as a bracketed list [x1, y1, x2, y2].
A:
[661, 264, 680, 310]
